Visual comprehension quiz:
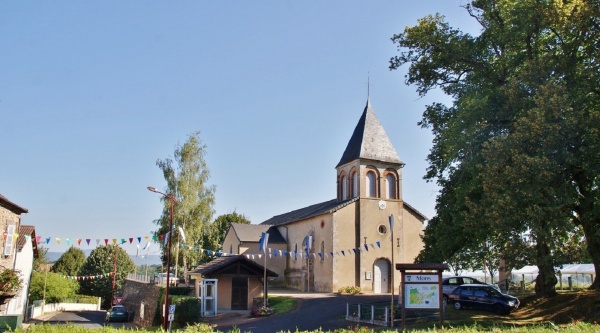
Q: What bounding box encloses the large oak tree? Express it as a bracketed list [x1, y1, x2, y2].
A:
[391, 0, 599, 295]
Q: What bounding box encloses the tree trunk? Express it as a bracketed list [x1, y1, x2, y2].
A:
[580, 221, 600, 289]
[534, 242, 557, 297]
[183, 256, 188, 286]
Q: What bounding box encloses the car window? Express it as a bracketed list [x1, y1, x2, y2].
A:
[463, 277, 476, 284]
[447, 278, 459, 285]
[474, 289, 487, 297]
[487, 288, 502, 297]
[458, 288, 473, 296]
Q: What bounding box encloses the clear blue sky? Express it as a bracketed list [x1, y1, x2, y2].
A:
[1, 1, 479, 255]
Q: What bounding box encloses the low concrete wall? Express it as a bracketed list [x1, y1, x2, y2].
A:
[43, 301, 100, 312]
[29, 298, 101, 320]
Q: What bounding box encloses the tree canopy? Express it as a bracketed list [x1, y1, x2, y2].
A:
[50, 246, 86, 276]
[78, 245, 135, 308]
[28, 271, 79, 303]
[391, 0, 600, 295]
[210, 212, 252, 249]
[29, 247, 79, 303]
[154, 131, 216, 279]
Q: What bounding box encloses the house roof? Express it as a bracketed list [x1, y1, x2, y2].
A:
[0, 194, 28, 214]
[260, 197, 427, 227]
[188, 255, 278, 278]
[260, 197, 359, 226]
[403, 202, 428, 222]
[229, 223, 286, 243]
[17, 225, 39, 258]
[336, 98, 403, 168]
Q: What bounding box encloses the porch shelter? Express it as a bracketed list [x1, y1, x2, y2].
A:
[188, 255, 278, 311]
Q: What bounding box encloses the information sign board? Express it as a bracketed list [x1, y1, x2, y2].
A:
[404, 284, 440, 309]
[405, 274, 439, 283]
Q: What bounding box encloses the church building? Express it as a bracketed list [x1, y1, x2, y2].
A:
[222, 98, 426, 293]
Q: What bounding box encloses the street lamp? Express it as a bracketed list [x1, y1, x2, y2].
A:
[148, 186, 176, 330]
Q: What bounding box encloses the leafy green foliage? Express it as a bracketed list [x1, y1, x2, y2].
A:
[50, 246, 86, 276]
[78, 245, 135, 308]
[0, 268, 22, 293]
[210, 212, 251, 250]
[28, 271, 78, 303]
[391, 0, 600, 294]
[33, 247, 50, 272]
[154, 132, 216, 277]
[338, 286, 361, 294]
[170, 296, 201, 328]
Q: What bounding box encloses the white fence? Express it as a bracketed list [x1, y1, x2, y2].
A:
[29, 298, 102, 320]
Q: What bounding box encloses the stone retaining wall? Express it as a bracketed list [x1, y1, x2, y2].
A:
[121, 279, 162, 327]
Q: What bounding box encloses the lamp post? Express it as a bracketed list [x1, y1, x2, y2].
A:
[148, 186, 176, 330]
[111, 245, 118, 306]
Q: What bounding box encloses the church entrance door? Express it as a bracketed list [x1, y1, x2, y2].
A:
[374, 259, 389, 293]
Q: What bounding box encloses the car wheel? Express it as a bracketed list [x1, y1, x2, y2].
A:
[453, 302, 462, 310]
[493, 304, 505, 315]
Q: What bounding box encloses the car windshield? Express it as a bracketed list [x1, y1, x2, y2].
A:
[486, 288, 503, 297]
[112, 307, 126, 313]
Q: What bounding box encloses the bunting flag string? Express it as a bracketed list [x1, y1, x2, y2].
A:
[167, 240, 387, 262]
[54, 271, 115, 281]
[35, 231, 385, 262]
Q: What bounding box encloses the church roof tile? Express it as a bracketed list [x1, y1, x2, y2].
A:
[336, 98, 402, 167]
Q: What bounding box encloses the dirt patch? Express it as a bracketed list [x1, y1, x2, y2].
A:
[512, 290, 600, 324]
[439, 290, 600, 329]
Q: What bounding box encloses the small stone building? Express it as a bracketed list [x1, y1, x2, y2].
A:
[188, 255, 277, 311]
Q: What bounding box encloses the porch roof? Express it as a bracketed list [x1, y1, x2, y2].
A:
[189, 255, 278, 278]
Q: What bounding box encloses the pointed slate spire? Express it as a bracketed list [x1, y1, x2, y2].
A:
[336, 98, 402, 167]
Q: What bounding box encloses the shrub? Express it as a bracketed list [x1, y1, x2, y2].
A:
[250, 305, 274, 317]
[0, 268, 22, 294]
[171, 296, 201, 327]
[337, 286, 361, 294]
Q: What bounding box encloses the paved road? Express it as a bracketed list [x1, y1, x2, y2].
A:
[30, 293, 397, 333]
[205, 293, 394, 333]
[30, 311, 135, 329]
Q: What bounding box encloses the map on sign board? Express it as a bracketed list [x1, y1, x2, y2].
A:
[405, 284, 440, 309]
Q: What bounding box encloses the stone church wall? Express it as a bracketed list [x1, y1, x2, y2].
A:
[332, 203, 359, 292]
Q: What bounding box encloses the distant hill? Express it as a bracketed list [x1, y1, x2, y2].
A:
[46, 251, 162, 266]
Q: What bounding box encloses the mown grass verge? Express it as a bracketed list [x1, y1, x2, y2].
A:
[19, 322, 600, 333]
[269, 295, 297, 314]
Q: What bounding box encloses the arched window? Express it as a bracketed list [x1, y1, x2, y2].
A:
[341, 175, 347, 200]
[366, 171, 377, 198]
[386, 173, 397, 199]
[352, 171, 358, 197]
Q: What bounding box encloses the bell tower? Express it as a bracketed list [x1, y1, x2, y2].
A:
[335, 98, 404, 202]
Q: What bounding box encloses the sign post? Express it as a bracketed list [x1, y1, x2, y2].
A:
[395, 263, 448, 330]
[168, 304, 176, 332]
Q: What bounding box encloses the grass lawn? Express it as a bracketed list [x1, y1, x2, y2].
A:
[269, 295, 297, 314]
